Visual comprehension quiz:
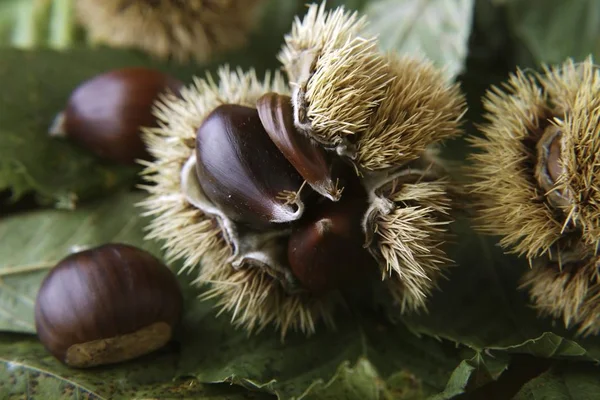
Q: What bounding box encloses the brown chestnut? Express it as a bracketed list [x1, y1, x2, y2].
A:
[34, 243, 183, 368]
[195, 104, 306, 228]
[50, 68, 183, 164]
[257, 93, 342, 201]
[288, 194, 376, 294]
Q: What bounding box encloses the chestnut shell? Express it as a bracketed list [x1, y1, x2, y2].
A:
[34, 243, 183, 367]
[195, 104, 305, 227]
[62, 68, 183, 164]
[288, 193, 376, 294]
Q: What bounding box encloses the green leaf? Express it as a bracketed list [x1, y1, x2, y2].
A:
[177, 299, 464, 399]
[505, 0, 600, 66]
[0, 333, 273, 400]
[301, 359, 383, 400]
[0, 47, 202, 207]
[364, 0, 475, 79]
[0, 292, 463, 400]
[401, 218, 600, 361]
[383, 369, 428, 400]
[0, 191, 160, 334]
[432, 352, 509, 399]
[513, 362, 600, 400]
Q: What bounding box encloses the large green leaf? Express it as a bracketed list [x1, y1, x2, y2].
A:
[505, 0, 600, 66]
[513, 362, 600, 400]
[177, 298, 464, 399]
[0, 190, 160, 334]
[432, 353, 510, 399]
[402, 218, 600, 361]
[0, 49, 166, 206]
[364, 0, 475, 79]
[0, 287, 465, 400]
[301, 359, 384, 400]
[0, 333, 274, 400]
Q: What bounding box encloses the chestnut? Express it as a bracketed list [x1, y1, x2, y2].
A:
[34, 243, 183, 368]
[195, 104, 306, 228]
[257, 93, 342, 201]
[288, 194, 377, 294]
[50, 68, 183, 164]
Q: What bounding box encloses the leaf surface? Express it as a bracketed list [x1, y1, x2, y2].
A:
[365, 0, 475, 79]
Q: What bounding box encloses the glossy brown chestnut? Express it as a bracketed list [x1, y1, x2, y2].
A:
[34, 243, 183, 368]
[288, 194, 376, 294]
[50, 68, 183, 164]
[257, 93, 342, 201]
[195, 104, 306, 228]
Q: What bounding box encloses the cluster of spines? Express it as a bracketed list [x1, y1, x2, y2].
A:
[357, 54, 466, 171]
[278, 3, 389, 143]
[374, 179, 452, 312]
[278, 3, 465, 313]
[468, 70, 562, 259]
[470, 57, 600, 334]
[76, 0, 262, 62]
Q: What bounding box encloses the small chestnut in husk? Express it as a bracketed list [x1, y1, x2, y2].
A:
[288, 194, 377, 294]
[50, 68, 183, 164]
[34, 243, 183, 368]
[195, 104, 306, 227]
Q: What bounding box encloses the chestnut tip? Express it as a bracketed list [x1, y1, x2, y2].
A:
[48, 112, 67, 137]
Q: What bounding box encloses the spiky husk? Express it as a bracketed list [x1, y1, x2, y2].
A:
[76, 0, 262, 62]
[356, 54, 466, 171]
[139, 67, 338, 335]
[550, 60, 600, 251]
[469, 70, 565, 258]
[278, 2, 388, 144]
[470, 58, 600, 259]
[198, 262, 341, 337]
[521, 255, 600, 336]
[371, 178, 452, 312]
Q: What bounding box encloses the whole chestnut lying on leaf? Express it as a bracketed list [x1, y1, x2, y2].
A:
[35, 243, 183, 368]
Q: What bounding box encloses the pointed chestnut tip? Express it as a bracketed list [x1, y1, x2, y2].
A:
[272, 190, 305, 223]
[315, 218, 333, 235]
[317, 179, 344, 202]
[49, 112, 67, 137]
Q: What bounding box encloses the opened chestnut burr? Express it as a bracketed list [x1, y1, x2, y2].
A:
[34, 243, 183, 368]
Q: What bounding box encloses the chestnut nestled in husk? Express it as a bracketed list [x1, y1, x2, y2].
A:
[35, 243, 183, 368]
[470, 57, 600, 334]
[50, 67, 183, 164]
[195, 104, 306, 227]
[288, 194, 375, 295]
[257, 93, 342, 201]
